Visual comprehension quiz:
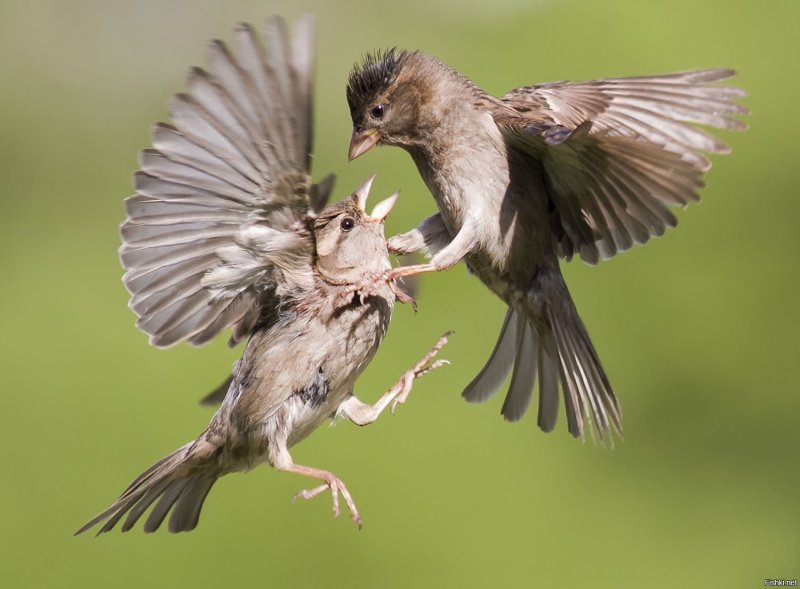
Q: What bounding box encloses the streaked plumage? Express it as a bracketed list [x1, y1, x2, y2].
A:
[77, 17, 446, 535]
[346, 51, 748, 441]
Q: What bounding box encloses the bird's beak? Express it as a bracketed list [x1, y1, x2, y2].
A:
[369, 192, 398, 222]
[348, 128, 380, 161]
[353, 174, 376, 212]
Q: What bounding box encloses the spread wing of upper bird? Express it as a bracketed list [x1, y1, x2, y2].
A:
[492, 70, 748, 264]
[120, 15, 335, 349]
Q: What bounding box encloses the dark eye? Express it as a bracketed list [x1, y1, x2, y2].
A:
[371, 104, 385, 119]
[340, 217, 355, 231]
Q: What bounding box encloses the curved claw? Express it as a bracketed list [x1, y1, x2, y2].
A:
[389, 332, 452, 414]
[390, 280, 417, 310]
[291, 474, 362, 529]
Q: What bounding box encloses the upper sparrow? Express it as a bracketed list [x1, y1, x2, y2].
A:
[346, 50, 748, 440]
[76, 17, 448, 535]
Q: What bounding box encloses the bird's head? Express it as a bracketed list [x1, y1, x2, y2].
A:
[313, 175, 397, 284]
[347, 49, 447, 158]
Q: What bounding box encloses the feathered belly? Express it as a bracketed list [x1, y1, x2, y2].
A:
[286, 302, 390, 446]
[217, 292, 393, 466]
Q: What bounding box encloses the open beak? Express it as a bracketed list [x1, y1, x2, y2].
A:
[369, 192, 398, 222]
[348, 128, 380, 161]
[352, 174, 375, 212]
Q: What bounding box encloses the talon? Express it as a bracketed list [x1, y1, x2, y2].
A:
[411, 332, 452, 374]
[387, 334, 452, 415]
[391, 280, 417, 309]
[333, 287, 358, 311]
[416, 359, 450, 378]
[290, 474, 360, 527]
[390, 398, 406, 414]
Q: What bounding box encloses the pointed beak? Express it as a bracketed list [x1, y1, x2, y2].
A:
[352, 174, 376, 212]
[369, 192, 398, 222]
[348, 128, 380, 161]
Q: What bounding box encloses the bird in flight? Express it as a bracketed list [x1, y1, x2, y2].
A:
[346, 50, 748, 441]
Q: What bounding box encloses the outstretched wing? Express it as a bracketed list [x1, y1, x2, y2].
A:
[120, 16, 334, 348]
[493, 69, 748, 264]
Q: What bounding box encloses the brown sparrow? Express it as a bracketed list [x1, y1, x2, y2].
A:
[346, 50, 747, 441]
[76, 17, 448, 535]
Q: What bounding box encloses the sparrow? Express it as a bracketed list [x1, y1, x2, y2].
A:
[346, 50, 748, 441]
[76, 17, 448, 535]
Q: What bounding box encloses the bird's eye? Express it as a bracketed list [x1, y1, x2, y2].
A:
[371, 104, 385, 119]
[340, 217, 355, 232]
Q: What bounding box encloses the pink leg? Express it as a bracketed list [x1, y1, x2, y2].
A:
[337, 332, 452, 425]
[389, 331, 452, 412]
[286, 463, 362, 529]
[336, 224, 478, 310]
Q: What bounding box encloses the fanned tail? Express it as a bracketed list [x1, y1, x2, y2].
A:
[462, 268, 622, 442]
[75, 438, 221, 535]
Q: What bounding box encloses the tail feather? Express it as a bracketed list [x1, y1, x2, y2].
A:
[537, 332, 560, 432]
[461, 268, 622, 442]
[462, 307, 518, 403]
[80, 463, 177, 536]
[501, 315, 538, 422]
[144, 478, 192, 533]
[75, 440, 220, 535]
[120, 478, 173, 532]
[548, 313, 588, 437]
[545, 278, 622, 441]
[169, 471, 217, 532]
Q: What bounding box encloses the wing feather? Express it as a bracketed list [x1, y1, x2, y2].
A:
[498, 69, 747, 263]
[150, 124, 261, 191]
[119, 16, 324, 348]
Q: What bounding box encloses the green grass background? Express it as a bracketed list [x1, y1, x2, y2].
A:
[1, 0, 797, 587]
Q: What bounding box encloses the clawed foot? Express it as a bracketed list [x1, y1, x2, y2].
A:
[292, 472, 362, 529]
[389, 277, 416, 308]
[390, 331, 452, 414]
[334, 268, 416, 310]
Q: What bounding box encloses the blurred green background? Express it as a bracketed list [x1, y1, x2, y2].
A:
[1, 0, 797, 587]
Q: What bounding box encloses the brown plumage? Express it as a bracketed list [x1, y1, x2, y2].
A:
[346, 51, 748, 441]
[76, 17, 448, 535]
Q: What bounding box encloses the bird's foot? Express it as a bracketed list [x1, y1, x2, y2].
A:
[390, 331, 452, 413]
[389, 277, 416, 308]
[387, 232, 420, 255]
[334, 269, 416, 310]
[292, 471, 362, 529]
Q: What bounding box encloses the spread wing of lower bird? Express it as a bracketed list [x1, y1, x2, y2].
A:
[493, 70, 748, 264]
[119, 15, 335, 348]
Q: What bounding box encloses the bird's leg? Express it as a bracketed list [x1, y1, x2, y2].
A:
[337, 332, 451, 425]
[269, 433, 362, 527]
[285, 463, 362, 529]
[387, 212, 451, 257]
[336, 223, 476, 309]
[387, 213, 452, 306]
[386, 331, 451, 412]
[387, 222, 477, 280]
